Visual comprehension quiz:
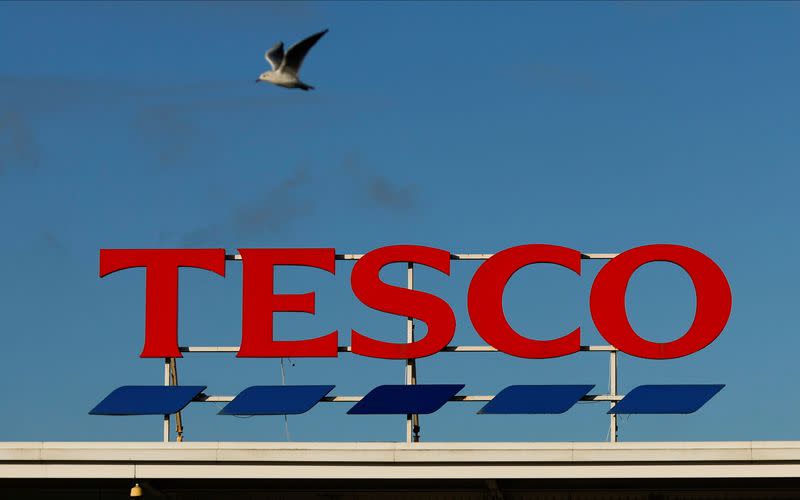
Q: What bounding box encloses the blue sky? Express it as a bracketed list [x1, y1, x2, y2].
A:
[1, 1, 799, 442]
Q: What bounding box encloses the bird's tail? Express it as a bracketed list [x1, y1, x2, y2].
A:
[297, 82, 314, 91]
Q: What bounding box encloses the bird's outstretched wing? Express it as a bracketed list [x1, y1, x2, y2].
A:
[265, 42, 284, 70]
[281, 29, 328, 75]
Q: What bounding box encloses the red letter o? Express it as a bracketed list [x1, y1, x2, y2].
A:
[590, 244, 731, 359]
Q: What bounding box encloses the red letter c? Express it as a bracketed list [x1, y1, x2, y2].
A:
[467, 244, 582, 358]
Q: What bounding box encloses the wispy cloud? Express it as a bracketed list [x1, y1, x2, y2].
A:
[182, 166, 314, 245]
[342, 153, 416, 212]
[38, 231, 67, 253]
[133, 107, 200, 167]
[0, 74, 248, 105]
[0, 111, 39, 174]
[513, 62, 614, 95]
[182, 1, 318, 21]
[0, 74, 317, 170]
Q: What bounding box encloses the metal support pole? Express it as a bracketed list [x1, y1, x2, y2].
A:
[609, 349, 618, 443]
[163, 358, 170, 443]
[405, 262, 419, 443]
[169, 358, 184, 442]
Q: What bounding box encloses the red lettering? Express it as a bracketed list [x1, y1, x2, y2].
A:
[238, 248, 338, 357]
[467, 244, 582, 358]
[99, 249, 226, 358]
[589, 244, 732, 359]
[100, 244, 732, 360]
[350, 245, 456, 359]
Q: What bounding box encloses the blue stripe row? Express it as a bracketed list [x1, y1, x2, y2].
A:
[219, 385, 334, 415]
[609, 384, 725, 414]
[479, 385, 595, 414]
[89, 386, 207, 416]
[348, 384, 464, 415]
[89, 384, 724, 416]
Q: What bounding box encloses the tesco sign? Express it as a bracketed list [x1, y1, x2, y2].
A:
[100, 244, 731, 361]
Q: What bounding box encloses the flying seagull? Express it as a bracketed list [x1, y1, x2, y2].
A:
[256, 29, 328, 90]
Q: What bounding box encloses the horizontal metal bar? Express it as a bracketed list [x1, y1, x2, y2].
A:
[194, 395, 234, 402]
[179, 346, 238, 352]
[177, 346, 618, 354]
[180, 345, 617, 353]
[179, 346, 357, 353]
[579, 345, 618, 352]
[194, 394, 623, 403]
[443, 346, 618, 353]
[448, 254, 495, 260]
[321, 396, 362, 402]
[441, 346, 497, 352]
[581, 253, 618, 260]
[581, 395, 624, 402]
[447, 253, 618, 261]
[337, 254, 364, 260]
[225, 253, 619, 262]
[451, 395, 493, 401]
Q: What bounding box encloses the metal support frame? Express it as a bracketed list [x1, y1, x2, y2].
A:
[609, 349, 618, 443]
[165, 251, 625, 443]
[169, 358, 184, 442]
[162, 357, 185, 443]
[162, 358, 170, 443]
[405, 262, 419, 443]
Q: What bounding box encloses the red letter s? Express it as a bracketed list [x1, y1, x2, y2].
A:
[351, 245, 456, 359]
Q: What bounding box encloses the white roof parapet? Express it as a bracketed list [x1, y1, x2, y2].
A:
[2, 441, 800, 479]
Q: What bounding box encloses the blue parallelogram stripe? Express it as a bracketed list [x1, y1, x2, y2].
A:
[609, 384, 725, 414]
[89, 386, 207, 416]
[219, 385, 335, 415]
[479, 385, 595, 414]
[348, 384, 464, 415]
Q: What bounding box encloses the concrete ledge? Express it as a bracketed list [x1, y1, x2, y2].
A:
[2, 441, 800, 479]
